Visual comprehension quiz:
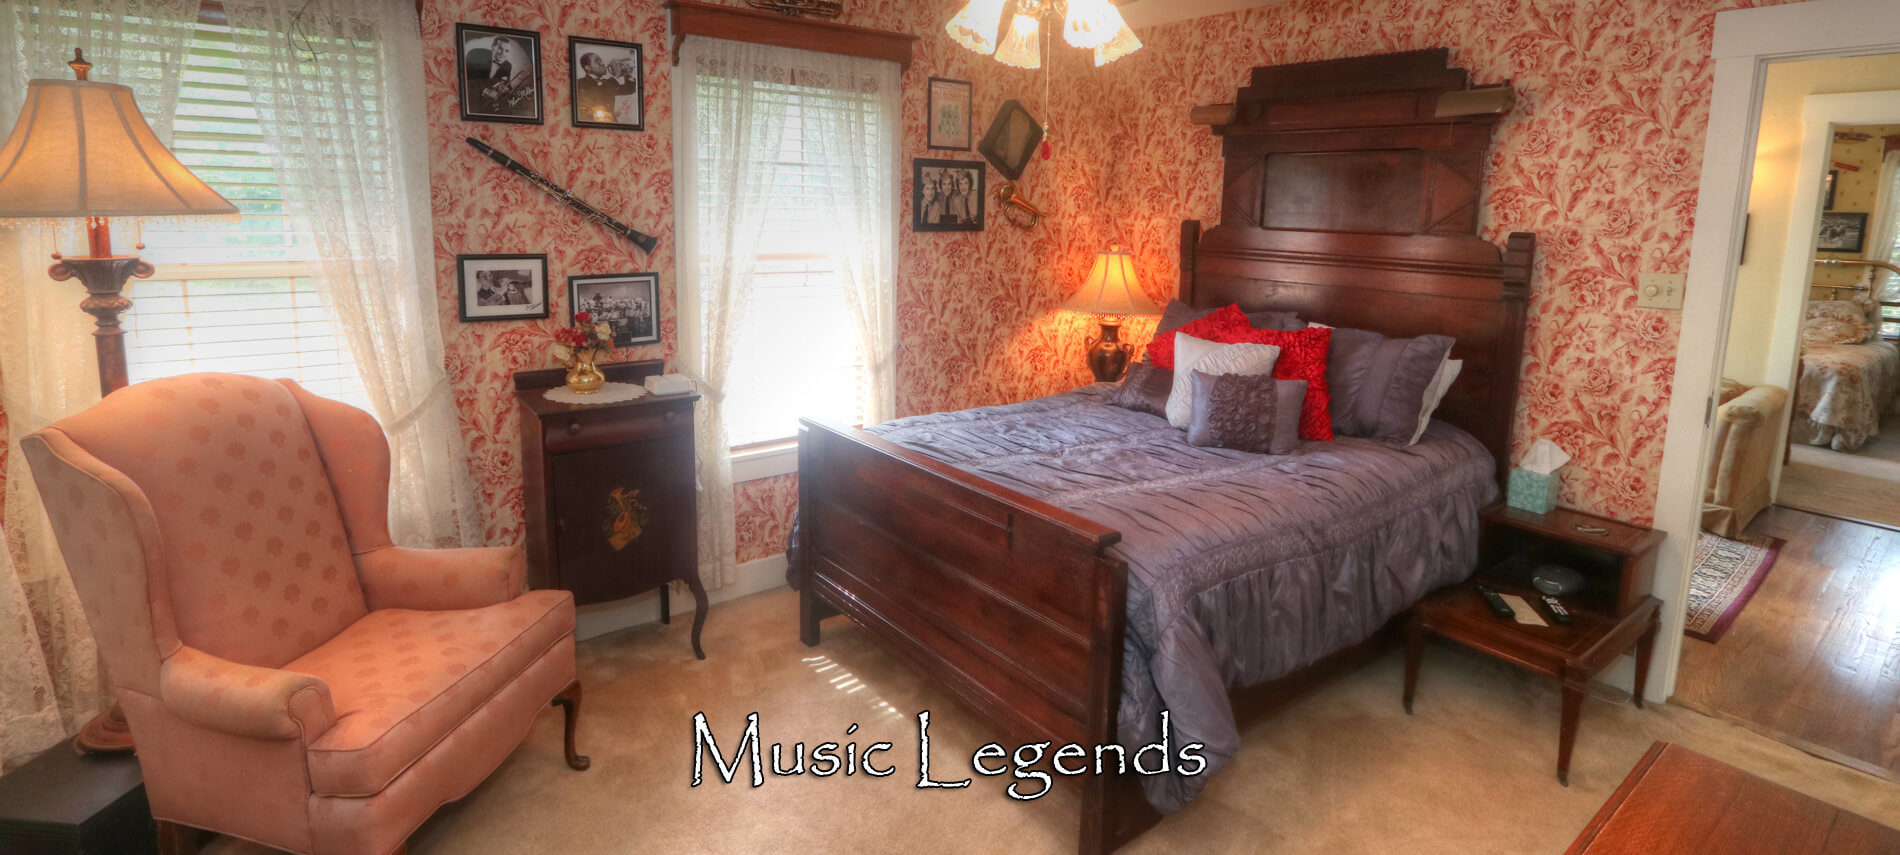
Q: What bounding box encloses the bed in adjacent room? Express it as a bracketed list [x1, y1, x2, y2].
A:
[1795, 296, 1900, 452]
[790, 50, 1536, 854]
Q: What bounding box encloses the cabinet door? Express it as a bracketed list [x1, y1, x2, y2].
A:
[547, 434, 692, 606]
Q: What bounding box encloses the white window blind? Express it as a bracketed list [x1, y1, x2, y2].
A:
[124, 18, 368, 411]
[696, 76, 886, 448]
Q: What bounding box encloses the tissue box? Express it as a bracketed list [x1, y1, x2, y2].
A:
[1507, 467, 1559, 514]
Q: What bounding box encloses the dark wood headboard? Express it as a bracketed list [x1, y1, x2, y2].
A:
[1179, 49, 1536, 486]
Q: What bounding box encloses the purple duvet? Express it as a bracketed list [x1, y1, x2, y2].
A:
[855, 384, 1498, 811]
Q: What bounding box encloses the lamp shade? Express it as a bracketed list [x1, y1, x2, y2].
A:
[0, 78, 237, 220]
[945, 0, 1008, 55]
[1065, 245, 1158, 317]
[1062, 0, 1123, 49]
[1093, 21, 1143, 67]
[993, 13, 1043, 70]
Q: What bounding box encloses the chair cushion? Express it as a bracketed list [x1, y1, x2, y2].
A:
[286, 590, 574, 796]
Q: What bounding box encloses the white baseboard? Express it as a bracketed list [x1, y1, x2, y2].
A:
[573, 552, 788, 641]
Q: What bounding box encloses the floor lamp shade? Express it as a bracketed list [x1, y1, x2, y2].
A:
[1065, 245, 1158, 382]
[0, 78, 238, 221]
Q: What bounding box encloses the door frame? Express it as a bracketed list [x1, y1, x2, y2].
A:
[1650, 0, 1900, 703]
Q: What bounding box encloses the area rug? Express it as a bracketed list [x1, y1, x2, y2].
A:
[1684, 531, 1784, 642]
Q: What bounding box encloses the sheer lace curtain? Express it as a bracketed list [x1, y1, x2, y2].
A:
[225, 0, 479, 547]
[0, 0, 201, 771]
[1866, 147, 1900, 302]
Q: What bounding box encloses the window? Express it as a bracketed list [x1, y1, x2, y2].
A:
[123, 17, 368, 411]
[688, 63, 895, 451]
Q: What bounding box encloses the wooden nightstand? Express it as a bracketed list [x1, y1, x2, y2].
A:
[1404, 504, 1665, 785]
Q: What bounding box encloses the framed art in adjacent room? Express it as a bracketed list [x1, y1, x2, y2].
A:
[458, 253, 550, 321]
[977, 99, 1043, 181]
[569, 36, 645, 130]
[1817, 211, 1869, 253]
[457, 23, 544, 124]
[570, 273, 661, 347]
[1824, 168, 1839, 210]
[927, 78, 972, 151]
[913, 159, 985, 232]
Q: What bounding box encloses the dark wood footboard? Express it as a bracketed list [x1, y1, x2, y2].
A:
[795, 418, 1151, 852]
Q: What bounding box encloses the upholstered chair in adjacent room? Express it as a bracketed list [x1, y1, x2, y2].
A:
[21, 374, 588, 855]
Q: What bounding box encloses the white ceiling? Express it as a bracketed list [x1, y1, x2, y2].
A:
[1117, 0, 1292, 30]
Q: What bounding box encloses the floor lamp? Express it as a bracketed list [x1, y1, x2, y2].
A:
[0, 51, 238, 752]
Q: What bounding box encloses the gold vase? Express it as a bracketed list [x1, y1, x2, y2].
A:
[565, 348, 606, 395]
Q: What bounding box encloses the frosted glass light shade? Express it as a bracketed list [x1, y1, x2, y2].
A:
[1093, 21, 1143, 67]
[1066, 245, 1158, 317]
[994, 14, 1043, 70]
[945, 0, 1009, 56]
[1063, 0, 1122, 49]
[0, 78, 237, 220]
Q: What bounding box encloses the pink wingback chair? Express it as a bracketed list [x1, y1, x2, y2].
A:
[21, 373, 588, 855]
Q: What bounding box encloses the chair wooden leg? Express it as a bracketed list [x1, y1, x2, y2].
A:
[156, 821, 197, 855]
[551, 680, 591, 770]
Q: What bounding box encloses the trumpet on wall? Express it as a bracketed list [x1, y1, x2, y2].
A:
[992, 181, 1046, 230]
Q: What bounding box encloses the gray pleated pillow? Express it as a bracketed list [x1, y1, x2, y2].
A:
[1325, 328, 1455, 444]
[1107, 361, 1172, 417]
[1186, 372, 1305, 455]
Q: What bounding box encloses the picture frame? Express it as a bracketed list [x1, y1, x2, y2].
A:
[1824, 169, 1839, 210]
[457, 253, 550, 321]
[926, 78, 973, 151]
[977, 99, 1043, 181]
[569, 272, 661, 347]
[457, 23, 544, 125]
[568, 36, 645, 131]
[1817, 211, 1869, 254]
[912, 158, 985, 233]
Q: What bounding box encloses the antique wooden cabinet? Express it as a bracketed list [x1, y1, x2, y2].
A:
[515, 360, 706, 658]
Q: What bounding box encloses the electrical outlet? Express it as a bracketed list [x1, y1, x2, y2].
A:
[1637, 273, 1686, 310]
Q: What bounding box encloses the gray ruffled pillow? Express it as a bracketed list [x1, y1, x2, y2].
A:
[1186, 372, 1305, 455]
[1155, 299, 1302, 335]
[1107, 361, 1172, 417]
[1325, 328, 1455, 444]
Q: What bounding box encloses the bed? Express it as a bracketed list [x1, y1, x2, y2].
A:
[1795, 340, 1900, 451]
[791, 50, 1536, 854]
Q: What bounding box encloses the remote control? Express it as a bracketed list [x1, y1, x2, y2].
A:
[1475, 585, 1514, 619]
[1541, 595, 1573, 625]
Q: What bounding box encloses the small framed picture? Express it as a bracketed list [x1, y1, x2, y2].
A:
[1824, 169, 1839, 210]
[977, 100, 1043, 181]
[1818, 211, 1869, 254]
[927, 78, 973, 151]
[570, 273, 661, 347]
[913, 158, 985, 233]
[569, 36, 644, 131]
[457, 23, 544, 125]
[458, 253, 550, 321]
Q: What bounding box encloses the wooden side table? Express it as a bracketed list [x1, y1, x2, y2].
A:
[1404, 504, 1666, 785]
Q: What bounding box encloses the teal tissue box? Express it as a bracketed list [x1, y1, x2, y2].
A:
[1507, 467, 1559, 514]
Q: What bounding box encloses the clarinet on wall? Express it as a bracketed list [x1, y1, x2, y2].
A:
[465, 137, 659, 254]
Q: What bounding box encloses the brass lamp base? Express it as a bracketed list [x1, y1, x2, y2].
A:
[1083, 320, 1134, 382]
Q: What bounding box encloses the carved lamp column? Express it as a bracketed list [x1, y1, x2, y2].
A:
[0, 50, 238, 751]
[1063, 244, 1159, 382]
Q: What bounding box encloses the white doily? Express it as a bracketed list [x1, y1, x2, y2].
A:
[544, 382, 648, 405]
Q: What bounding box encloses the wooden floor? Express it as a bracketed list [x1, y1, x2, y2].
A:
[1675, 506, 1900, 780]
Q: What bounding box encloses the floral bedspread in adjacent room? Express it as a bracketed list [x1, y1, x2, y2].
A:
[1796, 340, 1900, 452]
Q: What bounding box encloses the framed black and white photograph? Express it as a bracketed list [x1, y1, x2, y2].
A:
[457, 23, 543, 125]
[977, 99, 1043, 181]
[912, 158, 985, 233]
[570, 273, 661, 347]
[1818, 211, 1869, 253]
[457, 253, 549, 321]
[569, 36, 644, 131]
[927, 78, 972, 151]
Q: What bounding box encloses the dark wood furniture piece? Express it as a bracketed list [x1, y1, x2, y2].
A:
[515, 360, 708, 658]
[1405, 504, 1665, 786]
[0, 748, 154, 855]
[1568, 741, 1900, 853]
[663, 0, 918, 70]
[795, 50, 1534, 855]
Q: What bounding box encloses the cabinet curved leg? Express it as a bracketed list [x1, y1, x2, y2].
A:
[552, 679, 591, 771]
[686, 574, 709, 660]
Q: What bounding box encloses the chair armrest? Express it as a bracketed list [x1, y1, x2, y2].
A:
[1718, 385, 1788, 426]
[159, 646, 335, 741]
[356, 544, 526, 612]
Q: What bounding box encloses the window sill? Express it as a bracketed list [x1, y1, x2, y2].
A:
[731, 441, 798, 483]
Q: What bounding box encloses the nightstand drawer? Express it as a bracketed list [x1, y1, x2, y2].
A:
[542, 397, 692, 452]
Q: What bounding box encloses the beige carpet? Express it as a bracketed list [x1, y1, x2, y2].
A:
[205, 588, 1900, 854]
[1781, 430, 1900, 528]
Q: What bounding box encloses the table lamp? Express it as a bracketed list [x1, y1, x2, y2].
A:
[0, 49, 239, 397]
[0, 50, 238, 754]
[1064, 243, 1159, 381]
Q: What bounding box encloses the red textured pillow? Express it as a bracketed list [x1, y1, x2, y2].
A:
[1231, 326, 1334, 441]
[1144, 304, 1250, 369]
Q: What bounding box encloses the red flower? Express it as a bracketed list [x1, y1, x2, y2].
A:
[575, 312, 593, 324]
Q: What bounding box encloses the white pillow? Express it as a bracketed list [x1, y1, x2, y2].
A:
[1166, 333, 1281, 428]
[1407, 358, 1463, 445]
